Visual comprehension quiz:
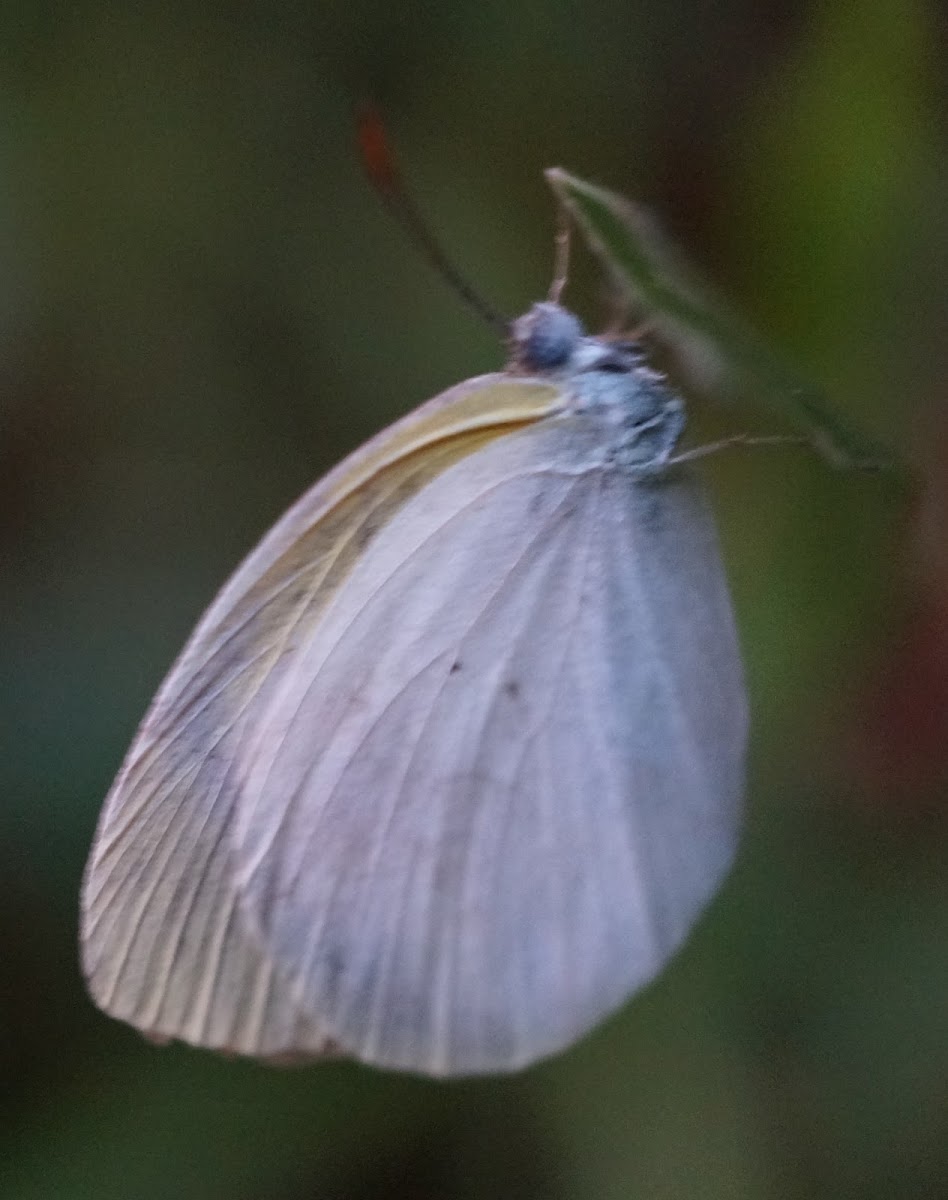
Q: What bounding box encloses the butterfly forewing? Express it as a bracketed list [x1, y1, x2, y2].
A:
[80, 376, 560, 1057]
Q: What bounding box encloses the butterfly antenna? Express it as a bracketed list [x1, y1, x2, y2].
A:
[357, 106, 510, 336]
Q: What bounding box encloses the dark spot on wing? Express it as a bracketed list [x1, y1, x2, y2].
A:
[503, 680, 521, 699]
[314, 941, 347, 1012]
[450, 659, 463, 674]
[313, 937, 382, 1047]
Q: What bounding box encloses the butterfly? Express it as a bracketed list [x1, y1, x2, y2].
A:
[80, 292, 746, 1077]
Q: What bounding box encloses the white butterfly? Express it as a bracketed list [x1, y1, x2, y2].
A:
[80, 300, 746, 1076]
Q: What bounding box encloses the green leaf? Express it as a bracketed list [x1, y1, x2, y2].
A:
[545, 167, 898, 472]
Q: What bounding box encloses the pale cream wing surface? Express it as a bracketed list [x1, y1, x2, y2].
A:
[229, 419, 747, 1075]
[80, 376, 561, 1057]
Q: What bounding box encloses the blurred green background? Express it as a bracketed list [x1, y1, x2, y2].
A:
[2, 1, 947, 1196]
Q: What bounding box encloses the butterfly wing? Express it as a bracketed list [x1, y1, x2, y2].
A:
[79, 376, 561, 1058]
[225, 416, 747, 1075]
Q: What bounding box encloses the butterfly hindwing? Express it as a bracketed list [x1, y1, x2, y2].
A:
[226, 416, 746, 1075]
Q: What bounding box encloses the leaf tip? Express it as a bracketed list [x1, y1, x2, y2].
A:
[544, 167, 578, 199]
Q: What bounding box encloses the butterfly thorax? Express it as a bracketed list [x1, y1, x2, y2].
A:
[507, 302, 685, 470]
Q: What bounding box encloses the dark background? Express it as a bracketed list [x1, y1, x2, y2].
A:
[2, 2, 947, 1196]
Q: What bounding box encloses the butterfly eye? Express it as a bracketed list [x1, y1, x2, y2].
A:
[510, 302, 584, 372]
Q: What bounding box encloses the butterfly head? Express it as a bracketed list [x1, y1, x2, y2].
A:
[509, 302, 647, 378]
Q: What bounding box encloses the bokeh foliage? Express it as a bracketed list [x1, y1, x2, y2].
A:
[1, 2, 946, 1197]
